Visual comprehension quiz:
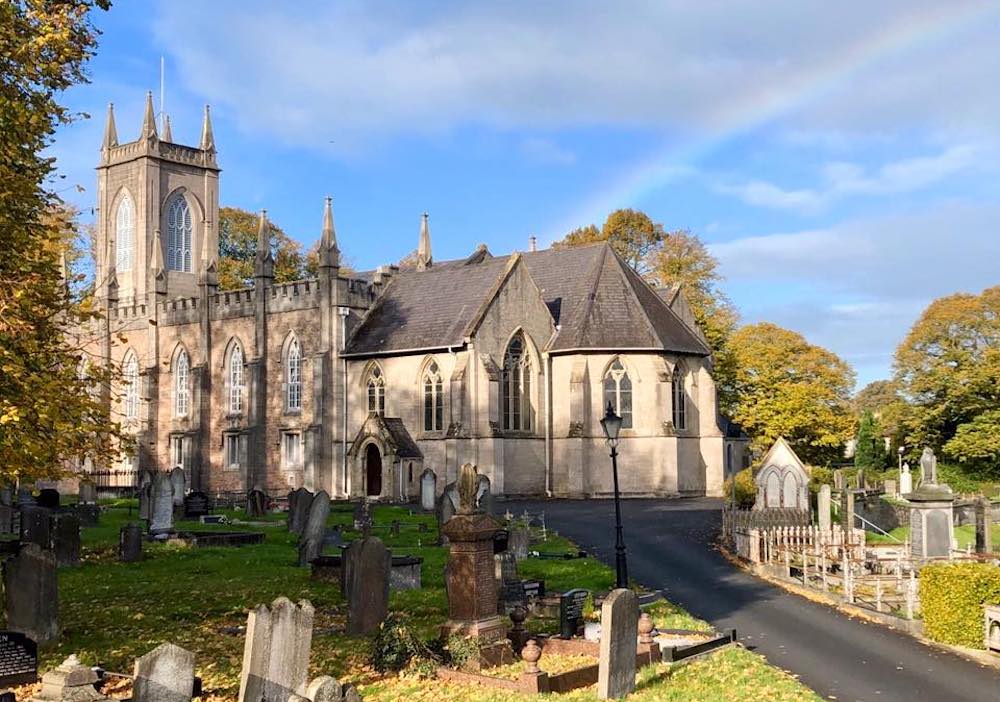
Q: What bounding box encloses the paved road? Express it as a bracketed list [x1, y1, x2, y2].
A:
[506, 497, 999, 702]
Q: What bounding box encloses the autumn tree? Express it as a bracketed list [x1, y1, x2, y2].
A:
[218, 207, 309, 290]
[0, 0, 128, 482]
[728, 322, 855, 466]
[554, 209, 664, 276]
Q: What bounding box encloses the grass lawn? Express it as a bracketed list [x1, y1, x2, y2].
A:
[26, 502, 820, 701]
[866, 524, 1000, 550]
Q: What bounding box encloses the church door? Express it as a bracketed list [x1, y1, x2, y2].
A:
[365, 444, 382, 497]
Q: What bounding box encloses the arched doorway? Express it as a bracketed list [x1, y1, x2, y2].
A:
[365, 444, 382, 497]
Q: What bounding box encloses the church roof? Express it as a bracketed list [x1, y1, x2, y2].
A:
[343, 242, 710, 357]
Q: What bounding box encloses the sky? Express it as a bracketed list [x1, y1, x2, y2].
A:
[51, 1, 1000, 389]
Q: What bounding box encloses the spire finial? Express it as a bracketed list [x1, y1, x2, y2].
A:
[141, 91, 157, 140]
[529, 235, 538, 253]
[319, 196, 340, 270]
[200, 105, 215, 152]
[102, 102, 118, 150]
[254, 209, 274, 284]
[162, 114, 173, 142]
[416, 212, 432, 270]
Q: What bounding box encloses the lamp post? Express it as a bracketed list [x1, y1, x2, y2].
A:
[600, 401, 628, 589]
[897, 445, 904, 472]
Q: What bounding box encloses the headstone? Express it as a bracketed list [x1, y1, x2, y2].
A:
[908, 447, 955, 560]
[119, 523, 143, 562]
[884, 479, 896, 497]
[72, 503, 100, 527]
[508, 520, 530, 561]
[390, 520, 400, 537]
[840, 490, 855, 533]
[0, 505, 13, 535]
[18, 505, 51, 549]
[0, 487, 11, 507]
[419, 469, 437, 512]
[833, 469, 844, 491]
[344, 537, 391, 635]
[304, 676, 342, 702]
[133, 643, 196, 702]
[36, 489, 60, 511]
[30, 654, 104, 702]
[818, 485, 832, 532]
[246, 489, 267, 519]
[597, 588, 639, 700]
[0, 631, 38, 686]
[149, 472, 175, 537]
[559, 588, 590, 639]
[297, 491, 331, 567]
[16, 487, 35, 506]
[51, 514, 81, 568]
[3, 544, 58, 645]
[436, 482, 458, 545]
[475, 474, 494, 515]
[856, 469, 865, 490]
[353, 500, 372, 537]
[77, 482, 97, 505]
[522, 580, 545, 601]
[899, 462, 913, 495]
[501, 580, 527, 614]
[182, 491, 210, 519]
[975, 497, 992, 554]
[169, 467, 186, 508]
[288, 488, 314, 535]
[139, 481, 153, 521]
[238, 597, 314, 702]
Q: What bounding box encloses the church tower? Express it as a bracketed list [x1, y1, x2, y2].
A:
[96, 94, 220, 303]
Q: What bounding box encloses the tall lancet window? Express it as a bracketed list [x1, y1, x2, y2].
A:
[123, 352, 139, 420]
[286, 338, 302, 411]
[501, 333, 532, 431]
[166, 194, 193, 272]
[367, 366, 385, 415]
[672, 366, 687, 431]
[423, 360, 443, 431]
[115, 194, 135, 272]
[174, 350, 190, 417]
[602, 358, 633, 429]
[228, 344, 245, 414]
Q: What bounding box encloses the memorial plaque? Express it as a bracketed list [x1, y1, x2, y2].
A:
[0, 631, 37, 686]
[559, 588, 590, 639]
[183, 491, 210, 518]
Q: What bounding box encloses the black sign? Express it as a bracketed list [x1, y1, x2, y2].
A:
[522, 579, 545, 600]
[183, 491, 210, 518]
[0, 631, 37, 686]
[559, 588, 590, 639]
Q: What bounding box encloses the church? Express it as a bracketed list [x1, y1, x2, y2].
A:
[85, 93, 746, 501]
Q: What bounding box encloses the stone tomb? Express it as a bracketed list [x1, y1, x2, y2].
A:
[298, 491, 331, 567]
[0, 631, 38, 686]
[597, 588, 640, 700]
[3, 544, 58, 645]
[133, 643, 196, 702]
[238, 597, 313, 702]
[753, 437, 809, 511]
[419, 469, 437, 512]
[343, 537, 391, 635]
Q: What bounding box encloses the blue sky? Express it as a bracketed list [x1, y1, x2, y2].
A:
[51, 1, 1000, 389]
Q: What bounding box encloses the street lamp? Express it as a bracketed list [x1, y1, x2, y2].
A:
[897, 445, 905, 472]
[600, 401, 628, 589]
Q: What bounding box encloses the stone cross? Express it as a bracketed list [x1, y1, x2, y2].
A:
[344, 536, 390, 635]
[133, 643, 196, 702]
[238, 598, 314, 702]
[596, 588, 639, 699]
[149, 472, 175, 537]
[920, 447, 938, 485]
[818, 485, 832, 532]
[4, 543, 59, 645]
[298, 491, 331, 567]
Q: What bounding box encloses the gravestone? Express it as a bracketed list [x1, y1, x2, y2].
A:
[0, 505, 13, 535]
[840, 490, 855, 533]
[500, 580, 527, 614]
[596, 588, 640, 700]
[0, 487, 11, 507]
[183, 491, 210, 519]
[119, 523, 143, 562]
[238, 597, 314, 702]
[16, 487, 35, 506]
[19, 505, 51, 549]
[475, 474, 494, 515]
[73, 503, 100, 527]
[344, 537, 391, 635]
[149, 472, 175, 537]
[975, 497, 992, 554]
[818, 485, 832, 532]
[0, 631, 38, 686]
[51, 514, 81, 567]
[246, 489, 267, 519]
[170, 467, 186, 508]
[436, 482, 458, 545]
[522, 580, 545, 601]
[133, 643, 196, 702]
[559, 588, 590, 639]
[30, 654, 103, 702]
[3, 544, 58, 645]
[899, 462, 913, 495]
[78, 482, 97, 505]
[856, 469, 865, 490]
[833, 469, 844, 491]
[139, 481, 153, 521]
[507, 520, 530, 561]
[352, 500, 372, 536]
[908, 448, 955, 560]
[297, 491, 331, 567]
[36, 489, 60, 511]
[419, 469, 436, 512]
[884, 479, 896, 497]
[288, 488, 314, 535]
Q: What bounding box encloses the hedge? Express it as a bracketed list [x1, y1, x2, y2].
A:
[919, 561, 1000, 648]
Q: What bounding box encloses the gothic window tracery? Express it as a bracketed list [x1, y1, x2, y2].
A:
[166, 194, 193, 272]
[115, 193, 135, 272]
[123, 352, 139, 420]
[174, 349, 190, 417]
[423, 360, 443, 431]
[286, 338, 302, 411]
[367, 365, 385, 415]
[228, 344, 245, 414]
[672, 366, 687, 431]
[602, 358, 633, 429]
[501, 333, 532, 431]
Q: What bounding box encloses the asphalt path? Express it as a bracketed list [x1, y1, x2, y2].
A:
[506, 497, 1000, 702]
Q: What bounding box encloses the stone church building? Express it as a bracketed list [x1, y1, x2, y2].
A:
[85, 95, 745, 501]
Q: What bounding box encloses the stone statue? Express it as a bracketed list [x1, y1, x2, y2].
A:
[457, 463, 479, 514]
[920, 447, 937, 486]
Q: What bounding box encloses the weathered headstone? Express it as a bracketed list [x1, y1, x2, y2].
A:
[182, 491, 210, 519]
[884, 479, 896, 497]
[419, 469, 436, 512]
[73, 503, 100, 527]
[19, 505, 51, 549]
[149, 472, 175, 537]
[133, 643, 196, 702]
[818, 485, 832, 532]
[51, 514, 81, 568]
[139, 481, 153, 521]
[855, 469, 865, 490]
[436, 482, 458, 545]
[840, 490, 855, 533]
[303, 676, 343, 702]
[0, 487, 11, 507]
[899, 462, 913, 495]
[169, 467, 186, 508]
[344, 537, 391, 635]
[975, 497, 992, 554]
[238, 597, 314, 702]
[0, 630, 38, 686]
[559, 589, 589, 639]
[833, 469, 844, 491]
[476, 474, 494, 515]
[597, 588, 639, 700]
[3, 544, 58, 645]
[16, 487, 35, 506]
[908, 448, 955, 560]
[119, 523, 143, 562]
[0, 504, 16, 535]
[508, 520, 530, 561]
[288, 488, 314, 535]
[36, 489, 60, 511]
[297, 491, 331, 567]
[77, 482, 97, 505]
[30, 654, 104, 702]
[246, 489, 267, 519]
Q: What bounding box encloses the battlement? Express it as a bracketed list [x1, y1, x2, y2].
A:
[100, 139, 219, 171]
[110, 301, 148, 321]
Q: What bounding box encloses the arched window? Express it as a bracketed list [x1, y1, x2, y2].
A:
[115, 193, 135, 272]
[166, 194, 193, 272]
[228, 344, 245, 414]
[367, 366, 385, 415]
[123, 352, 139, 420]
[672, 366, 687, 430]
[423, 360, 443, 431]
[174, 349, 190, 417]
[286, 338, 302, 411]
[501, 333, 532, 431]
[602, 358, 633, 429]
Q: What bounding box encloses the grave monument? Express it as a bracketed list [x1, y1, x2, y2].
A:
[906, 448, 955, 560]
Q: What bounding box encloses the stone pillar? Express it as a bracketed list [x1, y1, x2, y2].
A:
[818, 485, 831, 532]
[899, 462, 912, 495]
[840, 490, 854, 535]
[975, 497, 992, 554]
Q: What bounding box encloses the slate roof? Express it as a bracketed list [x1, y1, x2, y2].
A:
[343, 242, 711, 357]
[383, 417, 422, 458]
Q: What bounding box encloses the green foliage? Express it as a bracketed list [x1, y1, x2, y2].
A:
[445, 634, 480, 668]
[217, 207, 308, 290]
[809, 467, 834, 491]
[854, 410, 887, 472]
[943, 410, 1000, 478]
[723, 468, 757, 509]
[936, 463, 989, 495]
[919, 562, 1000, 648]
[369, 614, 437, 673]
[555, 208, 665, 276]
